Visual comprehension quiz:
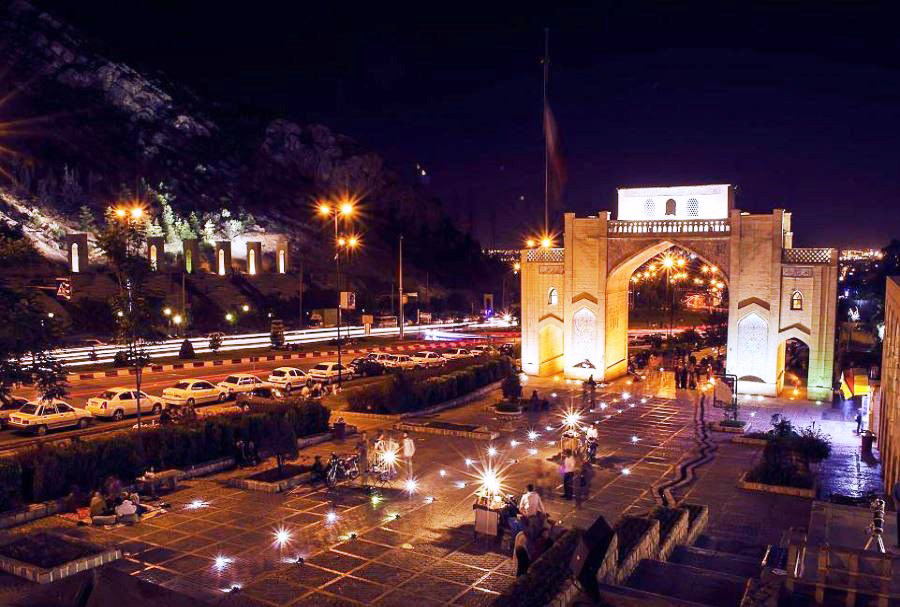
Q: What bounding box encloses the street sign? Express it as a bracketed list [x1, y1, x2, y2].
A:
[362, 314, 374, 336]
[340, 291, 356, 310]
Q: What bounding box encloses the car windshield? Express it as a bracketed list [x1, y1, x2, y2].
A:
[99, 391, 118, 399]
[173, 381, 190, 390]
[415, 352, 428, 357]
[313, 363, 329, 371]
[271, 370, 285, 377]
[224, 376, 240, 384]
[19, 404, 38, 415]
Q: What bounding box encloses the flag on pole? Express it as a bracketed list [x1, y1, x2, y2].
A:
[543, 102, 566, 211]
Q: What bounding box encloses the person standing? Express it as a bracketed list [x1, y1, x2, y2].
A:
[518, 483, 546, 517]
[356, 431, 369, 476]
[576, 460, 595, 508]
[402, 432, 416, 473]
[855, 411, 863, 434]
[562, 450, 577, 499]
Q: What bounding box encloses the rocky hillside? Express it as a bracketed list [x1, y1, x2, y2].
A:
[0, 0, 499, 299]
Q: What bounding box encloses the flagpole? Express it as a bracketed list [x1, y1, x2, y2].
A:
[543, 28, 550, 235]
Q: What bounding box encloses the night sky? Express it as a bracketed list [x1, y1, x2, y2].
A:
[40, 1, 900, 248]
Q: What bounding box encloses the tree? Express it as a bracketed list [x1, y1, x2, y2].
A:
[179, 339, 195, 359]
[0, 286, 68, 402]
[95, 208, 163, 428]
[261, 414, 297, 477]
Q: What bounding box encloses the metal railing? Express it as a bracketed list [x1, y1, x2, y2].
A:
[782, 248, 837, 265]
[607, 219, 730, 235]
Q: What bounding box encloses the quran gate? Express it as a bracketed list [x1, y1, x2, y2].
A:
[519, 185, 838, 400]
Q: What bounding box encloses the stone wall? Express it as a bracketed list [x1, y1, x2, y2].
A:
[877, 276, 900, 496]
[612, 516, 660, 585]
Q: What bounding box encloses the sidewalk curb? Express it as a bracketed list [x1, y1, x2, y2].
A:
[68, 340, 489, 383]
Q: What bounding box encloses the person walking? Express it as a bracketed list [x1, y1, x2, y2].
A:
[562, 450, 577, 499]
[402, 432, 416, 474]
[855, 411, 863, 434]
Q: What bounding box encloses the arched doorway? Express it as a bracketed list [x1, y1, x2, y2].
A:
[218, 249, 226, 276]
[538, 317, 564, 376]
[248, 249, 256, 275]
[778, 337, 810, 398]
[149, 244, 158, 270]
[604, 241, 729, 379]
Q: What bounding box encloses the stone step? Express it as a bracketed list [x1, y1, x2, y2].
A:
[693, 534, 769, 560]
[592, 583, 713, 607]
[626, 559, 750, 607]
[669, 544, 763, 579]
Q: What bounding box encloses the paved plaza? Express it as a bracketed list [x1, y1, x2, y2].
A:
[0, 376, 884, 606]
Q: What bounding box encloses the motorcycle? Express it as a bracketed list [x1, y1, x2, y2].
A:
[325, 453, 360, 487]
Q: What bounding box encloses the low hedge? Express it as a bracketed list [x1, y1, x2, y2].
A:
[0, 401, 330, 511]
[346, 356, 515, 414]
[493, 528, 581, 607]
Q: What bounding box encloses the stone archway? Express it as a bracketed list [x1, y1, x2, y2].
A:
[519, 184, 838, 399]
[537, 315, 564, 376]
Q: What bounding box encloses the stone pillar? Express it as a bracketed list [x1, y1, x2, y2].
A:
[246, 241, 262, 275]
[275, 241, 289, 274]
[214, 241, 232, 276]
[182, 239, 200, 274]
[65, 233, 89, 273]
[147, 236, 165, 271]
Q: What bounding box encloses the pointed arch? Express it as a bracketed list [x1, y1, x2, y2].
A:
[248, 249, 256, 275]
[71, 243, 80, 273]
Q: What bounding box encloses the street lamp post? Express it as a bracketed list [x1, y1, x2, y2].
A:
[318, 200, 357, 387]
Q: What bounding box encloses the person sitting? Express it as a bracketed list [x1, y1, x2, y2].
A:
[158, 407, 172, 426]
[89, 491, 108, 517]
[115, 492, 138, 521]
[246, 441, 260, 466]
[300, 383, 311, 399]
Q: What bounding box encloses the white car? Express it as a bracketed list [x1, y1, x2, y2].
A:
[366, 353, 394, 364]
[7, 400, 92, 435]
[216, 374, 269, 398]
[267, 367, 309, 392]
[308, 362, 353, 383]
[86, 388, 163, 420]
[162, 379, 227, 407]
[410, 351, 445, 369]
[382, 354, 417, 371]
[443, 348, 473, 360]
[470, 345, 497, 356]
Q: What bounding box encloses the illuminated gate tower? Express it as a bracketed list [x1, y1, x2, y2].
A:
[519, 185, 838, 400]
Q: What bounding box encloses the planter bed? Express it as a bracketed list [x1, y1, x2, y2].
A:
[494, 405, 523, 416]
[648, 506, 689, 561]
[229, 464, 313, 493]
[732, 436, 769, 446]
[395, 420, 498, 440]
[0, 532, 120, 583]
[708, 420, 750, 434]
[738, 472, 816, 498]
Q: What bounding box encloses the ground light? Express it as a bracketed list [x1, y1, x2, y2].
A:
[325, 511, 338, 524]
[213, 556, 233, 571]
[274, 528, 291, 547]
[404, 478, 418, 494]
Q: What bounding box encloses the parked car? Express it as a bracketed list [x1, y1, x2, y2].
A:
[410, 351, 446, 369]
[366, 352, 394, 365]
[382, 354, 416, 371]
[162, 379, 227, 407]
[266, 367, 310, 392]
[348, 357, 385, 377]
[499, 343, 517, 357]
[470, 345, 497, 357]
[7, 400, 92, 435]
[308, 362, 353, 383]
[86, 388, 163, 420]
[443, 348, 473, 360]
[236, 386, 289, 412]
[216, 374, 269, 398]
[0, 394, 28, 428]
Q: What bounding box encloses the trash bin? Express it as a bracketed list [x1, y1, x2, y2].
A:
[861, 430, 876, 454]
[333, 421, 346, 440]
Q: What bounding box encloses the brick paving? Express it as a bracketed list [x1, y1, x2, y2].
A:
[0, 375, 884, 605]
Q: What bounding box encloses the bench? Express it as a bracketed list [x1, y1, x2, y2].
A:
[137, 469, 184, 496]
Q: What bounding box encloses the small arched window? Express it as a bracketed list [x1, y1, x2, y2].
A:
[248, 249, 256, 275]
[548, 288, 558, 306]
[218, 249, 226, 276]
[185, 249, 192, 273]
[149, 244, 158, 270]
[71, 242, 80, 273]
[278, 249, 286, 273]
[790, 290, 803, 311]
[665, 198, 677, 216]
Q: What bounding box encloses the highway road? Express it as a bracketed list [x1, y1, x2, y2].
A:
[2, 337, 493, 449]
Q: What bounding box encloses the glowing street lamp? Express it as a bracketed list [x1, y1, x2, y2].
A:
[525, 239, 536, 248]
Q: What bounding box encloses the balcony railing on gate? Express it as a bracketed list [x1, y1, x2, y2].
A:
[607, 219, 731, 235]
[782, 248, 837, 265]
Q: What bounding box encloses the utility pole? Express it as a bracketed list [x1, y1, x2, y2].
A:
[180, 272, 186, 337]
[398, 235, 404, 339]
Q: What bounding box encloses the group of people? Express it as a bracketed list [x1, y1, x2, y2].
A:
[234, 439, 260, 467]
[673, 353, 722, 389]
[297, 381, 341, 400]
[500, 484, 562, 576]
[560, 448, 595, 504]
[89, 489, 141, 520]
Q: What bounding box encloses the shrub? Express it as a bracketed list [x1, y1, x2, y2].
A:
[112, 351, 129, 368]
[1, 402, 330, 508]
[347, 357, 514, 414]
[501, 373, 522, 401]
[209, 333, 223, 352]
[179, 339, 195, 359]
